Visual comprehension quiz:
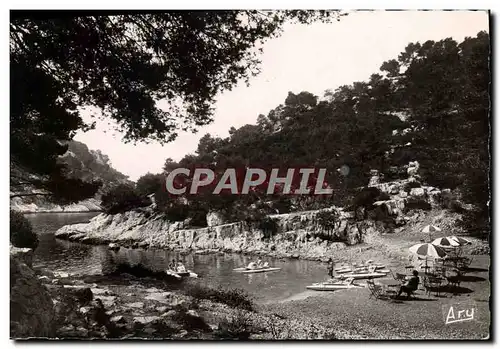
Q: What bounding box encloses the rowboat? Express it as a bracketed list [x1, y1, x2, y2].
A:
[233, 267, 281, 274]
[341, 272, 387, 280]
[307, 277, 364, 291]
[166, 269, 198, 279]
[335, 264, 386, 273]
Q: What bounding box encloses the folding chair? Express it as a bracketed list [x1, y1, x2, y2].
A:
[367, 279, 391, 300]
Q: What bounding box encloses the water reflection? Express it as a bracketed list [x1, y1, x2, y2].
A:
[25, 212, 331, 303]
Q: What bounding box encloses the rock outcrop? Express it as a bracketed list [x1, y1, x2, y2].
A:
[56, 207, 393, 261]
[10, 197, 102, 213]
[10, 253, 55, 338]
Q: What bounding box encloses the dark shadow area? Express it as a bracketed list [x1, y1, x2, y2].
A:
[438, 285, 474, 295]
[462, 267, 489, 273]
[456, 275, 487, 282]
[109, 263, 184, 284]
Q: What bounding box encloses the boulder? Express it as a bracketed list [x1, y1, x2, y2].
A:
[206, 211, 226, 227]
[10, 245, 34, 268]
[10, 256, 55, 338]
[410, 187, 425, 198]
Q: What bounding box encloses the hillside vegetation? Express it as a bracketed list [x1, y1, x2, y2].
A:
[113, 31, 489, 239]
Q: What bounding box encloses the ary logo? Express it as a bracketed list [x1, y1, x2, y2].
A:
[443, 302, 477, 325]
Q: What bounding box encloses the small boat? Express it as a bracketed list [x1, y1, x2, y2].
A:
[335, 264, 386, 274]
[166, 269, 198, 279]
[233, 267, 281, 274]
[341, 272, 387, 280]
[307, 277, 364, 291]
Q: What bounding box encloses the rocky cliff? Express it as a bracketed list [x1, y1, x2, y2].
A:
[55, 162, 463, 261]
[10, 247, 55, 338]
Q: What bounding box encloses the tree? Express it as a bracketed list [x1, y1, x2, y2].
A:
[136, 173, 164, 197]
[10, 11, 344, 202]
[10, 210, 39, 249]
[101, 184, 151, 214]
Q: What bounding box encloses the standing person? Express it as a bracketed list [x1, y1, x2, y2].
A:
[327, 258, 335, 278]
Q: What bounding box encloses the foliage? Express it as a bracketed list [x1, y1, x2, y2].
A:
[10, 11, 343, 202]
[255, 217, 279, 239]
[100, 184, 151, 214]
[316, 210, 340, 231]
[403, 181, 422, 192]
[351, 187, 383, 211]
[136, 172, 164, 197]
[214, 310, 254, 340]
[404, 198, 432, 212]
[156, 31, 490, 236]
[10, 210, 39, 249]
[183, 284, 254, 311]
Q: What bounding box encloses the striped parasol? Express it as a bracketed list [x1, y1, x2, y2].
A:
[449, 236, 472, 245]
[432, 237, 460, 248]
[422, 225, 442, 234]
[409, 243, 447, 259]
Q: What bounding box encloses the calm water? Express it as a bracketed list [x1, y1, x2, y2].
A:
[26, 212, 329, 303]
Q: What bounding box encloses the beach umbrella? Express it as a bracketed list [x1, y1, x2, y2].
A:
[432, 237, 460, 248]
[409, 243, 447, 259]
[409, 243, 447, 274]
[449, 236, 472, 245]
[422, 225, 442, 234]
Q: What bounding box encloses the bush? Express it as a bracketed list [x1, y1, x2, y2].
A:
[256, 217, 279, 240]
[10, 210, 39, 249]
[164, 203, 190, 222]
[101, 184, 151, 214]
[214, 310, 254, 340]
[316, 210, 339, 231]
[404, 198, 431, 211]
[183, 284, 254, 311]
[403, 181, 422, 192]
[351, 187, 382, 210]
[377, 192, 391, 201]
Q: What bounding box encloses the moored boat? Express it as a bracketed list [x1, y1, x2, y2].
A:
[306, 277, 364, 291]
[233, 267, 281, 274]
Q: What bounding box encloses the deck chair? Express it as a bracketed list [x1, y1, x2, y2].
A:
[367, 279, 390, 300]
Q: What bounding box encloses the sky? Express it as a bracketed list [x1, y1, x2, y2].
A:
[74, 10, 489, 181]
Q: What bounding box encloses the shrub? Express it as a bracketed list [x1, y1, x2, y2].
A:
[164, 203, 190, 222]
[403, 181, 422, 192]
[214, 310, 254, 340]
[101, 184, 151, 214]
[351, 187, 381, 210]
[188, 207, 208, 227]
[256, 217, 279, 239]
[316, 210, 339, 231]
[404, 198, 431, 211]
[377, 192, 391, 201]
[183, 284, 254, 311]
[10, 210, 39, 249]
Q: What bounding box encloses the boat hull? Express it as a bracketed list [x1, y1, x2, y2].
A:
[306, 284, 364, 291]
[341, 272, 387, 279]
[233, 267, 281, 274]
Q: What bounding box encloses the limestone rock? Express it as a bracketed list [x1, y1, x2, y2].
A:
[410, 187, 425, 198]
[10, 245, 34, 268]
[10, 256, 55, 338]
[206, 211, 226, 227]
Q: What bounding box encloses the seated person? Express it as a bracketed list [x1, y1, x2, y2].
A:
[247, 261, 257, 269]
[168, 259, 177, 270]
[256, 259, 263, 268]
[176, 262, 187, 273]
[397, 270, 420, 299]
[263, 261, 269, 268]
